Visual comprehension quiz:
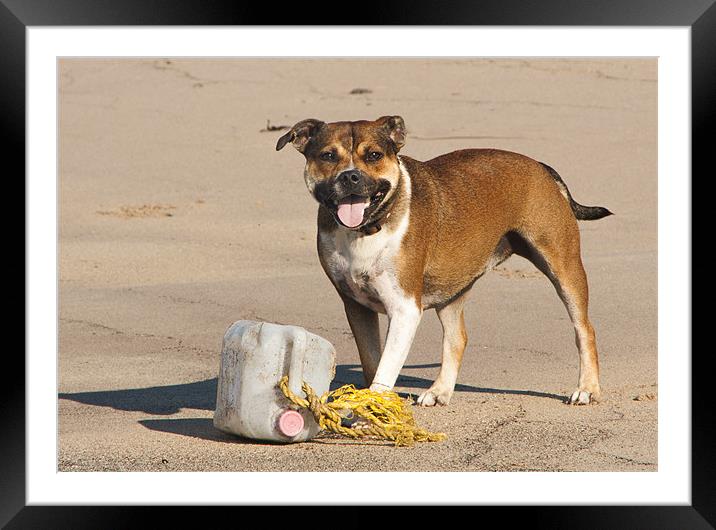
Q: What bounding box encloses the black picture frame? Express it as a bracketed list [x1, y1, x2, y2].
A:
[6, 0, 709, 527]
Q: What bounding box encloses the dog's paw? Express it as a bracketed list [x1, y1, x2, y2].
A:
[567, 388, 600, 405]
[417, 388, 451, 407]
[369, 382, 392, 393]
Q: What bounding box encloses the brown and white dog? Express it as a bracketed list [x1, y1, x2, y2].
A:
[276, 116, 611, 406]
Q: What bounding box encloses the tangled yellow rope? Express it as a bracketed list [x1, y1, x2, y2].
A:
[278, 376, 446, 447]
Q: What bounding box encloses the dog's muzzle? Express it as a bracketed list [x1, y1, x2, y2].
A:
[334, 170, 371, 227]
[314, 171, 391, 229]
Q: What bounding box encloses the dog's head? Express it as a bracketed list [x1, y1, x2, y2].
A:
[276, 116, 406, 230]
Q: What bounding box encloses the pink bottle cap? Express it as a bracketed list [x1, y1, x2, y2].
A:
[278, 410, 304, 437]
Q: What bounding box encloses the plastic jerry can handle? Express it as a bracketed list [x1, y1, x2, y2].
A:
[286, 328, 308, 398]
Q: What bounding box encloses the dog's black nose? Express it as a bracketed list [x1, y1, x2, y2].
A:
[338, 169, 362, 186]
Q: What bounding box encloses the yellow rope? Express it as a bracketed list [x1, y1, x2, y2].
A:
[278, 376, 446, 447]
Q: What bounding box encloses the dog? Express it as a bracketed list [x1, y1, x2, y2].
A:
[276, 116, 611, 406]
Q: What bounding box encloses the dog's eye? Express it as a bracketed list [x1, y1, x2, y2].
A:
[319, 151, 336, 162]
[366, 151, 384, 162]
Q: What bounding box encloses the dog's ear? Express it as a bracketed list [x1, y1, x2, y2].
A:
[275, 119, 325, 153]
[377, 115, 406, 152]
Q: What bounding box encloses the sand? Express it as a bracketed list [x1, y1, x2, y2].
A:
[58, 58, 657, 472]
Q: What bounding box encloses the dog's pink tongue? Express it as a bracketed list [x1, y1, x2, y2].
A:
[337, 197, 369, 228]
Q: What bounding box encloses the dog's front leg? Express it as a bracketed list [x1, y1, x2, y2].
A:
[369, 300, 422, 392]
[342, 295, 382, 386]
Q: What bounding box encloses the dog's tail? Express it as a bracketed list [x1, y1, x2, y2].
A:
[540, 162, 613, 221]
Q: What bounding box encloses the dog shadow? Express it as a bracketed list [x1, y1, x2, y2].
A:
[335, 363, 565, 402]
[59, 363, 564, 443]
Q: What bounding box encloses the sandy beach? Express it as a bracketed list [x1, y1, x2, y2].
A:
[58, 58, 657, 472]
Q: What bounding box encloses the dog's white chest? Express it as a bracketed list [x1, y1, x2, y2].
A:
[321, 217, 408, 314]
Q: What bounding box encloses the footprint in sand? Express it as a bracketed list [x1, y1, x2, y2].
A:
[493, 266, 543, 279]
[97, 204, 176, 219]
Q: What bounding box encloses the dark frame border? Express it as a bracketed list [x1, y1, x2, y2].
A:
[7, 0, 710, 527]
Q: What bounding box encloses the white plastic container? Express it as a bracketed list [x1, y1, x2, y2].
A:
[213, 320, 336, 443]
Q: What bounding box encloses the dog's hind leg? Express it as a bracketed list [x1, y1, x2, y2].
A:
[342, 295, 383, 386]
[417, 292, 469, 406]
[508, 228, 602, 405]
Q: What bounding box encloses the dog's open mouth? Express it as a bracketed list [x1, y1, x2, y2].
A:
[334, 190, 386, 228]
[336, 195, 370, 228]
